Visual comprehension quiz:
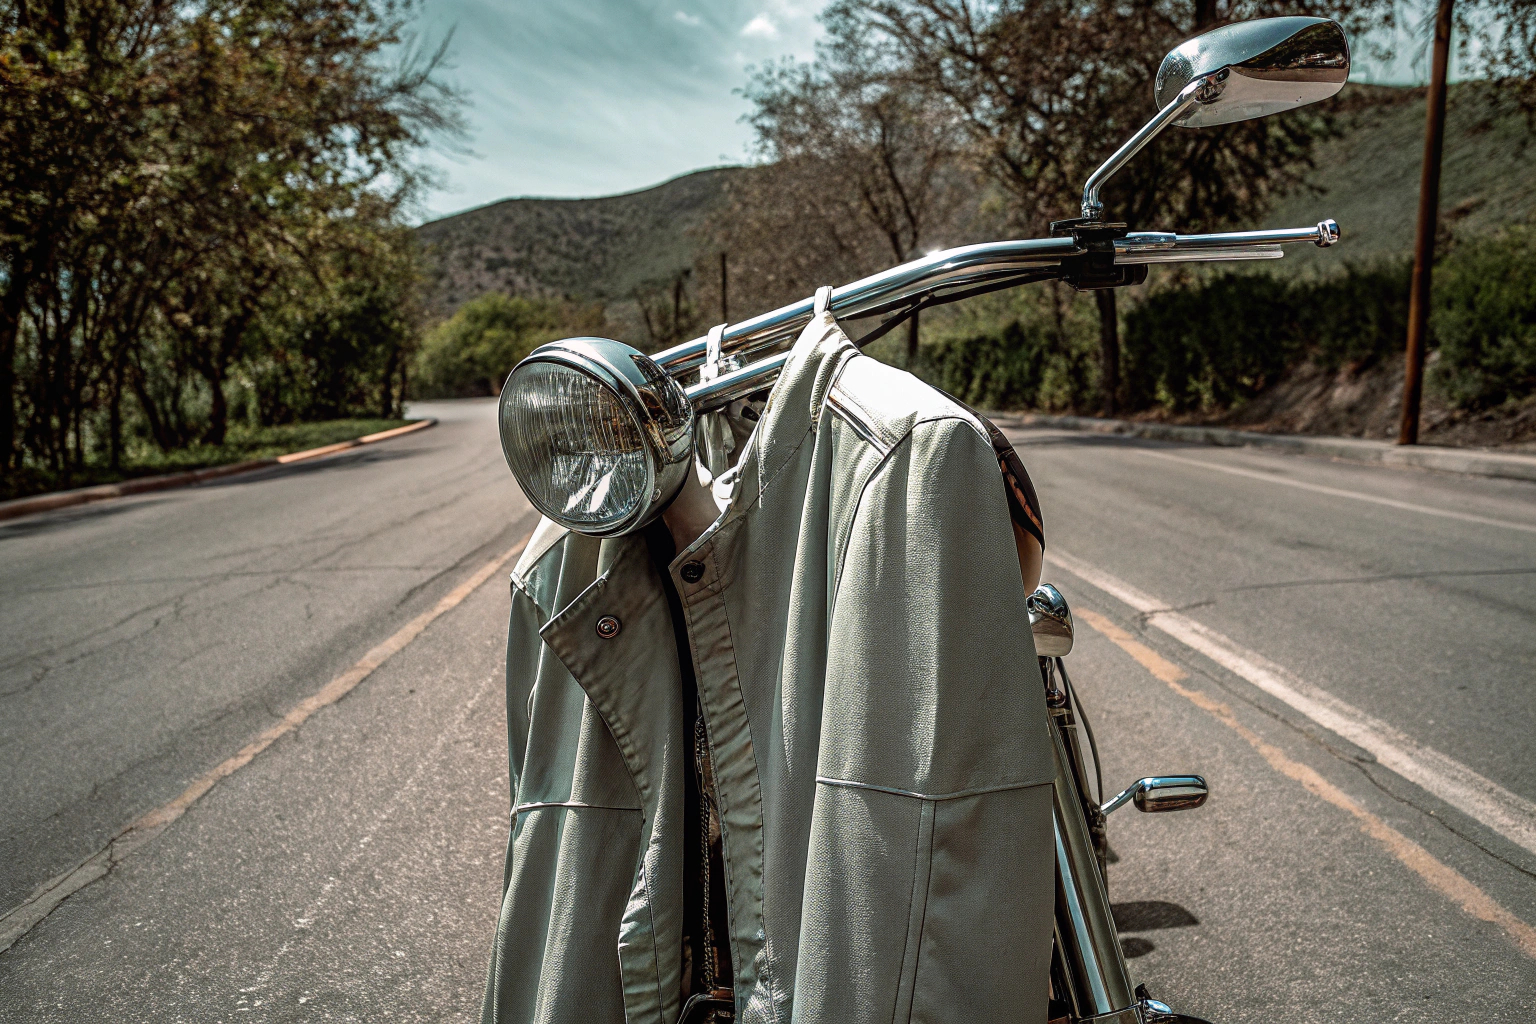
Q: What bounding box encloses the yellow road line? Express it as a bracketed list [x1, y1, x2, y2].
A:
[1050, 548, 1536, 858]
[0, 531, 530, 954]
[1075, 605, 1536, 962]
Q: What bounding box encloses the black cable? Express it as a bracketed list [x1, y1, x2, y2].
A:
[848, 269, 1065, 347]
[1057, 657, 1103, 808]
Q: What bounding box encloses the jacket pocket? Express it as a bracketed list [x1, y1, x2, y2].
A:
[790, 780, 1054, 1024]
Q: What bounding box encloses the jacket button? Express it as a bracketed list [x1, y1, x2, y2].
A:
[680, 560, 706, 583]
[595, 615, 621, 639]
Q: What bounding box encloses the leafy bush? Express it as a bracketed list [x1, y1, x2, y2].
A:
[1122, 262, 1411, 413]
[918, 321, 1048, 410]
[908, 283, 1102, 411]
[412, 295, 604, 398]
[1303, 262, 1411, 370]
[1430, 228, 1536, 410]
[1123, 274, 1296, 412]
[243, 238, 423, 427]
[906, 238, 1534, 419]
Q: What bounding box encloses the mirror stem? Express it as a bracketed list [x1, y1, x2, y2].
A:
[1080, 71, 1224, 221]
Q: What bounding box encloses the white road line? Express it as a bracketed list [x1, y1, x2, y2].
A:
[1130, 448, 1536, 534]
[1048, 547, 1536, 859]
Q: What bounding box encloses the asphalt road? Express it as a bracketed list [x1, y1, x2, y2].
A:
[1004, 426, 1536, 1020]
[0, 400, 1532, 1020]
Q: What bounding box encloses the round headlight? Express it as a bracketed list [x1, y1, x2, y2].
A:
[499, 338, 695, 537]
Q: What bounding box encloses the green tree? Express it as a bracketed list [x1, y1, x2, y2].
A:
[727, 47, 969, 365]
[413, 294, 604, 398]
[1, 0, 459, 482]
[824, 0, 1395, 413]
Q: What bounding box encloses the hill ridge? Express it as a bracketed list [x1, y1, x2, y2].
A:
[415, 84, 1534, 322]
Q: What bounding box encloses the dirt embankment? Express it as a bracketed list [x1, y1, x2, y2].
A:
[1136, 354, 1536, 452]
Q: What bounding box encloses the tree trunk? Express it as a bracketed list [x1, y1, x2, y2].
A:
[72, 396, 83, 474]
[205, 364, 228, 446]
[1095, 289, 1119, 417]
[0, 284, 20, 471]
[906, 309, 920, 368]
[108, 359, 123, 470]
[1399, 0, 1454, 446]
[380, 345, 398, 419]
[130, 361, 178, 451]
[719, 251, 729, 324]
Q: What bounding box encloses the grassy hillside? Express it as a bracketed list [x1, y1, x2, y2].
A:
[1258, 82, 1536, 275]
[415, 166, 741, 321]
[416, 84, 1532, 323]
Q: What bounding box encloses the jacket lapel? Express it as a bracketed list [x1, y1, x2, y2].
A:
[539, 536, 686, 1024]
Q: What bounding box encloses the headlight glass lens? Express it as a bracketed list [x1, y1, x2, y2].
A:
[501, 361, 650, 531]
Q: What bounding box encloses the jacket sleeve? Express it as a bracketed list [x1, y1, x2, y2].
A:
[791, 414, 1056, 1024]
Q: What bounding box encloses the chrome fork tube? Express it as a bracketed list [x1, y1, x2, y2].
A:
[1051, 715, 1137, 1021]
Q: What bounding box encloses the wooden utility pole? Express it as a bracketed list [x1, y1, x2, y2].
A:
[1399, 0, 1455, 445]
[719, 252, 729, 324]
[1096, 290, 1119, 417]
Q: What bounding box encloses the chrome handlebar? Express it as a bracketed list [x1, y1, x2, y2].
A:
[665, 220, 1338, 413]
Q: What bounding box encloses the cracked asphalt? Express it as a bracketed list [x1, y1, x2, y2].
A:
[0, 399, 536, 1019]
[1006, 426, 1536, 1019]
[1, 402, 1533, 1020]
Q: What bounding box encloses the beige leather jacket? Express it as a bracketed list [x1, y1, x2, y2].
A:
[483, 306, 1056, 1024]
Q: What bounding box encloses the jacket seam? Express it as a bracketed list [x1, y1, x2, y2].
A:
[645, 858, 664, 1024]
[716, 590, 781, 1018]
[826, 414, 994, 619]
[827, 430, 908, 618]
[513, 800, 642, 814]
[892, 800, 924, 1024]
[911, 802, 937, 1024]
[727, 589, 788, 1020]
[826, 382, 896, 454]
[825, 389, 893, 455]
[814, 777, 1046, 801]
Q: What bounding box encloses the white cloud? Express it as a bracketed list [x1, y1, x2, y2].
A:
[673, 10, 702, 27]
[740, 13, 778, 38]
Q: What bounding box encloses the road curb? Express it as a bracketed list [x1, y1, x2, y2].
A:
[997, 413, 1536, 484]
[0, 418, 438, 524]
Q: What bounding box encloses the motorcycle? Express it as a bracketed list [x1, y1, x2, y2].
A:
[495, 16, 1350, 1023]
[1029, 583, 1211, 1024]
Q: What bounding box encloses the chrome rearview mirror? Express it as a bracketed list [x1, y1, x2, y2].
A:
[1082, 17, 1349, 219]
[1102, 775, 1210, 815]
[1155, 17, 1350, 127]
[498, 338, 695, 537]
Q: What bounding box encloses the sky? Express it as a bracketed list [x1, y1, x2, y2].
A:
[408, 0, 824, 221]
[405, 1, 1450, 224]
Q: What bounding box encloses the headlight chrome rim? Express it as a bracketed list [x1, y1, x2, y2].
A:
[498, 337, 695, 537]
